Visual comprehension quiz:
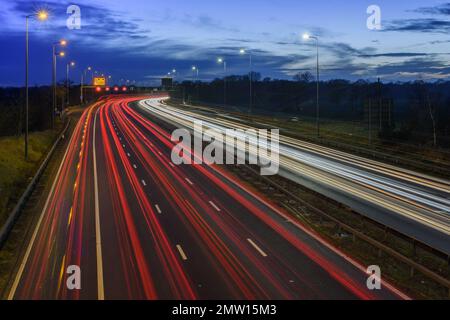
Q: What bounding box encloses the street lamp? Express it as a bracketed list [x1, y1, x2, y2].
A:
[192, 66, 199, 80]
[66, 61, 75, 108]
[24, 10, 48, 160]
[303, 33, 320, 137]
[25, 10, 49, 149]
[240, 49, 253, 114]
[217, 58, 227, 106]
[80, 66, 92, 104]
[52, 39, 67, 129]
[192, 66, 199, 102]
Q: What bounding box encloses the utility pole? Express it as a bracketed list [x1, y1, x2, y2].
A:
[368, 98, 372, 145]
[378, 77, 382, 131]
[52, 45, 56, 129]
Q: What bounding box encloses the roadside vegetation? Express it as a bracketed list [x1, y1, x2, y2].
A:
[0, 128, 59, 227]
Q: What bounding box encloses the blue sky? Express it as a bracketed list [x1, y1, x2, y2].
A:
[0, 0, 449, 86]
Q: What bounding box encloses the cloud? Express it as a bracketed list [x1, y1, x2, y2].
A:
[181, 14, 239, 32]
[414, 3, 450, 15]
[372, 57, 450, 80]
[9, 0, 149, 43]
[384, 3, 450, 34]
[358, 53, 428, 58]
[384, 18, 450, 33]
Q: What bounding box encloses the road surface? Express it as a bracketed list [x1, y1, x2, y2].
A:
[7, 96, 406, 300]
[139, 98, 450, 255]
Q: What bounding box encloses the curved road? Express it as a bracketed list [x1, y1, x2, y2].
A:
[140, 98, 450, 254]
[7, 96, 407, 300]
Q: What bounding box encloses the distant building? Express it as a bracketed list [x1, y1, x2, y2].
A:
[161, 77, 173, 90]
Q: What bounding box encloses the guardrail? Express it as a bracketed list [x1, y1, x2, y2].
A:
[0, 120, 71, 249]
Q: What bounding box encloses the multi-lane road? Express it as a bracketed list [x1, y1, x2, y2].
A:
[6, 96, 407, 300]
[140, 98, 450, 255]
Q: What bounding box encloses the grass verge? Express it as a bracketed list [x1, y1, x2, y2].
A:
[0, 126, 61, 228]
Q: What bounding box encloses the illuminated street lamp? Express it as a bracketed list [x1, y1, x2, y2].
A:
[192, 66, 200, 102]
[66, 61, 75, 108]
[303, 33, 320, 137]
[52, 39, 67, 128]
[24, 9, 48, 159]
[80, 66, 92, 104]
[192, 66, 199, 80]
[217, 58, 227, 106]
[240, 49, 253, 114]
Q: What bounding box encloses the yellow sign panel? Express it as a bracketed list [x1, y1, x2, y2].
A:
[93, 77, 106, 86]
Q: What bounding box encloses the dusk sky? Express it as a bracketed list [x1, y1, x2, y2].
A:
[0, 0, 449, 86]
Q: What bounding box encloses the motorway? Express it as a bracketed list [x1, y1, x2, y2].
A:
[140, 98, 450, 255]
[6, 96, 406, 300]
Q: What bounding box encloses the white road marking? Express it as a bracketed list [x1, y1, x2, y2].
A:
[247, 238, 268, 257]
[155, 204, 162, 214]
[209, 201, 221, 212]
[185, 178, 194, 185]
[93, 110, 105, 300]
[127, 153, 131, 157]
[169, 162, 175, 168]
[141, 179, 147, 186]
[176, 245, 188, 261]
[133, 164, 137, 169]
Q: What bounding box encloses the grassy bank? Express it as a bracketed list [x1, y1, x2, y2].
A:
[0, 129, 58, 227]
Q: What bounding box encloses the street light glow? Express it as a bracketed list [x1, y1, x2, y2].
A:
[70, 61, 75, 67]
[240, 49, 245, 54]
[303, 33, 310, 40]
[37, 10, 49, 21]
[217, 58, 223, 63]
[59, 51, 65, 57]
[60, 39, 67, 46]
[192, 66, 196, 70]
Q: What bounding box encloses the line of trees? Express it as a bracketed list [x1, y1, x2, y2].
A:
[172, 74, 450, 147]
[0, 82, 90, 137]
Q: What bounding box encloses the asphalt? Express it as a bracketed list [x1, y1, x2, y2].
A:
[140, 98, 450, 255]
[7, 96, 407, 300]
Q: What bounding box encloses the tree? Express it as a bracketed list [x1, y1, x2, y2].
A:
[293, 71, 314, 83]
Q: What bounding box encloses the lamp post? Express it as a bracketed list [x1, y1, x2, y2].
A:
[240, 49, 253, 114]
[303, 33, 320, 137]
[52, 40, 67, 129]
[192, 66, 199, 103]
[217, 58, 227, 106]
[24, 10, 48, 160]
[80, 66, 91, 105]
[66, 61, 75, 108]
[192, 66, 199, 80]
